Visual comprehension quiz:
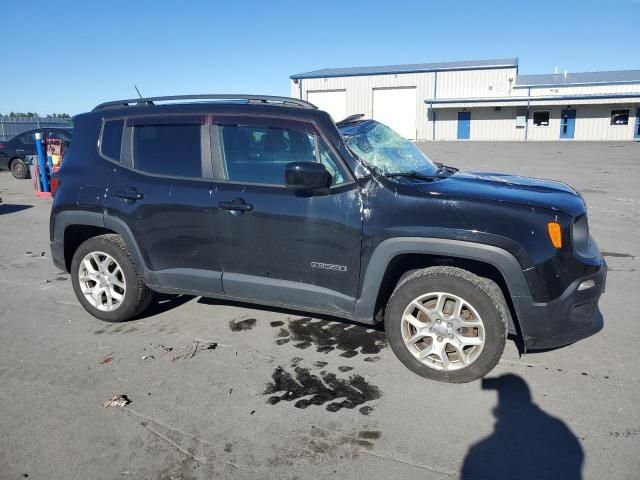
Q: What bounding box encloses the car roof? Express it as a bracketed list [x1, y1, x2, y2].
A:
[81, 101, 329, 124]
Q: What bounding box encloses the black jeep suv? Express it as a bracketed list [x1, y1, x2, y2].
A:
[50, 94, 606, 383]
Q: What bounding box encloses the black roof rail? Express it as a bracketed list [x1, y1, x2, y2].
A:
[93, 94, 317, 111]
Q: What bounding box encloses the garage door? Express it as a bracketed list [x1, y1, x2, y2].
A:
[307, 90, 347, 123]
[372, 87, 417, 140]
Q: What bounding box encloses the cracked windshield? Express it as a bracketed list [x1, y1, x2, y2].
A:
[343, 120, 438, 176]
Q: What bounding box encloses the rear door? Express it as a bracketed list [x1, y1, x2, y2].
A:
[211, 114, 362, 316]
[103, 114, 223, 294]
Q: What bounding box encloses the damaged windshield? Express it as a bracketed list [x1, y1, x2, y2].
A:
[339, 120, 438, 177]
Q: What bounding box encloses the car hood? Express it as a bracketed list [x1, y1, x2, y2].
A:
[402, 170, 586, 217]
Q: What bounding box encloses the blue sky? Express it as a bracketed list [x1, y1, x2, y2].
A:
[1, 0, 638, 115]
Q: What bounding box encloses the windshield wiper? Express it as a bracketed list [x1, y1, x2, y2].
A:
[382, 171, 439, 182]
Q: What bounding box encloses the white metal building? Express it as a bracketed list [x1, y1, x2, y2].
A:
[290, 58, 640, 141]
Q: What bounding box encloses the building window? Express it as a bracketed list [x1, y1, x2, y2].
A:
[610, 109, 630, 126]
[532, 111, 550, 127]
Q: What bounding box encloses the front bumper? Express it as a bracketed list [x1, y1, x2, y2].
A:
[516, 260, 606, 350]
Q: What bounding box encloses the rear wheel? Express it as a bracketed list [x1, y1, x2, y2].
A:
[384, 266, 508, 383]
[70, 234, 153, 322]
[10, 158, 29, 179]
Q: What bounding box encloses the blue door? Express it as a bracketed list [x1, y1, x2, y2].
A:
[560, 109, 576, 139]
[457, 111, 471, 140]
[635, 108, 640, 140]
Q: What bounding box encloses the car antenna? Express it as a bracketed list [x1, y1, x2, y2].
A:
[133, 85, 155, 106]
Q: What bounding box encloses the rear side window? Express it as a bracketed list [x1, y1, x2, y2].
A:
[133, 124, 201, 178]
[101, 120, 124, 161]
[19, 133, 35, 144]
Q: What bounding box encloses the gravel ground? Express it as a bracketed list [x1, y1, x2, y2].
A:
[0, 141, 639, 480]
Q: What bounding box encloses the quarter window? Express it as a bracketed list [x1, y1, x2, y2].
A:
[219, 123, 348, 186]
[532, 111, 550, 127]
[133, 124, 202, 178]
[101, 120, 124, 161]
[610, 109, 629, 126]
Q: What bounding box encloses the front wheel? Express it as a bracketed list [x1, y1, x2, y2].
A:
[10, 158, 29, 179]
[70, 234, 153, 322]
[384, 266, 508, 383]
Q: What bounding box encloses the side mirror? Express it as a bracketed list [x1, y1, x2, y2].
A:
[285, 162, 331, 190]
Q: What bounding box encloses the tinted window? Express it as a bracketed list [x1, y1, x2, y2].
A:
[49, 131, 72, 141]
[101, 120, 124, 161]
[220, 124, 348, 185]
[19, 133, 35, 144]
[133, 124, 201, 178]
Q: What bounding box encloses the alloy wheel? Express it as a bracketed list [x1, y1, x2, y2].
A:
[78, 251, 126, 311]
[400, 291, 485, 371]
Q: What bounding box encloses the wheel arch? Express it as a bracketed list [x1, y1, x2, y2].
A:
[54, 211, 148, 277]
[353, 238, 532, 337]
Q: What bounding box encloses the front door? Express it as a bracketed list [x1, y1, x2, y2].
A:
[560, 109, 576, 139]
[103, 115, 223, 293]
[457, 111, 471, 140]
[211, 115, 362, 316]
[635, 108, 640, 140]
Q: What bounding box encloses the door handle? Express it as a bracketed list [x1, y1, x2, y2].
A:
[115, 189, 144, 201]
[219, 198, 253, 212]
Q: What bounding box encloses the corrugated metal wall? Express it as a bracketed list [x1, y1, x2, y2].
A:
[0, 117, 72, 141]
[291, 66, 640, 141]
[519, 83, 640, 97]
[294, 72, 435, 139]
[437, 68, 516, 98]
[434, 105, 639, 141]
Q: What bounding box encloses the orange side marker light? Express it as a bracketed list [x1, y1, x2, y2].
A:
[547, 222, 562, 249]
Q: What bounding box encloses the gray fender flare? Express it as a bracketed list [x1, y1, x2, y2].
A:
[352, 237, 533, 331]
[53, 211, 150, 280]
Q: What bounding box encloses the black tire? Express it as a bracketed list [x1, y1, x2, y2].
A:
[10, 158, 29, 179]
[384, 266, 508, 383]
[70, 234, 153, 322]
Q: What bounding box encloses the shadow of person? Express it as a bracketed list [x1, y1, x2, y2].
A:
[461, 374, 583, 480]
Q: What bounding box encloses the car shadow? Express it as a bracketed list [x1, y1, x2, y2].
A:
[0, 204, 33, 215]
[461, 374, 583, 479]
[135, 293, 195, 319]
[196, 296, 385, 333]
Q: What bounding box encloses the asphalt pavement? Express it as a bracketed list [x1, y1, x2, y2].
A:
[0, 141, 639, 479]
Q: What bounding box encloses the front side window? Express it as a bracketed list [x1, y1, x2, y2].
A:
[532, 111, 550, 127]
[101, 120, 124, 161]
[133, 124, 201, 178]
[610, 109, 629, 126]
[219, 123, 348, 186]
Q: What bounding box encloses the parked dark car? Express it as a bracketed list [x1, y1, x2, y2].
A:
[49, 95, 606, 383]
[0, 127, 72, 179]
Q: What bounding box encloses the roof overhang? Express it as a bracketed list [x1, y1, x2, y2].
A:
[290, 58, 519, 80]
[425, 92, 640, 109]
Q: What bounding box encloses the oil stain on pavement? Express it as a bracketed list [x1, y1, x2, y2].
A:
[229, 318, 257, 332]
[264, 365, 381, 414]
[271, 317, 387, 357]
